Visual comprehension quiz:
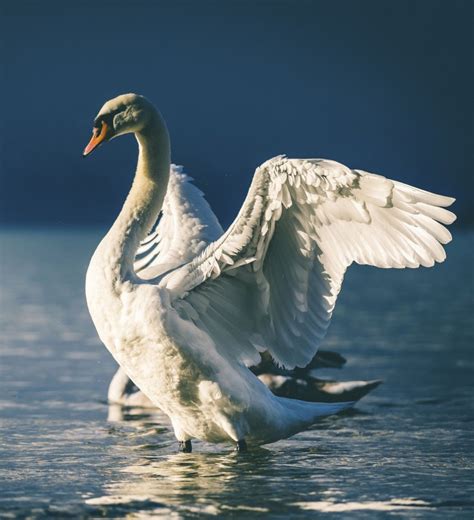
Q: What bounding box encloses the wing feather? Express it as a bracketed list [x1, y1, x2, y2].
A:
[163, 156, 456, 368]
[134, 165, 223, 279]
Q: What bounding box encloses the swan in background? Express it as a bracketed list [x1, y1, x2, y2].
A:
[108, 349, 382, 408]
[84, 93, 455, 452]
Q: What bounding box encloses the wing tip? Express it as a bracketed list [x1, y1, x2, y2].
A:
[441, 195, 456, 208]
[445, 210, 457, 225]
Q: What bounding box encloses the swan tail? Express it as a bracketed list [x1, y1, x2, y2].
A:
[275, 396, 355, 436]
[249, 396, 355, 445]
[296, 401, 356, 419]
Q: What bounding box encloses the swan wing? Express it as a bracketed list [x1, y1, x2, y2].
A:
[135, 165, 223, 279]
[163, 156, 456, 368]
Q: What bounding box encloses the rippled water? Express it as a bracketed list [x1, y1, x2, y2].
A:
[0, 229, 473, 518]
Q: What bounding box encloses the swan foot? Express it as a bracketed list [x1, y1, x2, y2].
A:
[235, 439, 247, 453]
[178, 440, 192, 453]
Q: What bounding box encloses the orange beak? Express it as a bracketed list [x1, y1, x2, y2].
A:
[83, 122, 109, 157]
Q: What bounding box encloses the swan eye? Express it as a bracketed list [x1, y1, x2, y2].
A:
[93, 118, 103, 131]
[95, 113, 115, 130]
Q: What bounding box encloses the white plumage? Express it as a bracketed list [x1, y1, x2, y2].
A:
[134, 165, 223, 280]
[84, 93, 455, 451]
[163, 157, 455, 370]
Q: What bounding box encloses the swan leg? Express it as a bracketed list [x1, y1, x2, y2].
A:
[178, 440, 192, 453]
[235, 439, 247, 452]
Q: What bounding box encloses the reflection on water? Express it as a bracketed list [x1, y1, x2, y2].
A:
[0, 229, 473, 518]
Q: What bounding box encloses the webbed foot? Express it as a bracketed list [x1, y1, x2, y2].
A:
[178, 440, 192, 453]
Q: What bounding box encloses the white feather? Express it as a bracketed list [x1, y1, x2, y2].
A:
[166, 157, 456, 369]
[134, 165, 223, 279]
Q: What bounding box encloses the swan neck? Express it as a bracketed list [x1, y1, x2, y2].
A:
[105, 112, 170, 280]
[136, 113, 170, 181]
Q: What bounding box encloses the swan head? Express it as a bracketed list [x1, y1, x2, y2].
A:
[83, 93, 155, 156]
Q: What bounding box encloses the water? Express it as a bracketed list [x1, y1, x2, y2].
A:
[0, 228, 473, 519]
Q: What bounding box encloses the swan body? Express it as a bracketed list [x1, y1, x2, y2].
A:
[108, 364, 382, 409]
[84, 93, 456, 449]
[108, 172, 381, 411]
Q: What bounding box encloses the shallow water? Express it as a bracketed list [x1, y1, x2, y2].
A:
[0, 228, 473, 519]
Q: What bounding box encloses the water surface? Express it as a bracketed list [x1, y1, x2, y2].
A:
[0, 229, 473, 518]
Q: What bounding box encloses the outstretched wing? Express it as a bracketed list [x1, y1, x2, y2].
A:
[135, 164, 223, 279]
[161, 156, 456, 368]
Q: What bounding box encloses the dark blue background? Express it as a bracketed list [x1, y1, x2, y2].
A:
[1, 0, 472, 227]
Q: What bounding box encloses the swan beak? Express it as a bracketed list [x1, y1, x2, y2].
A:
[83, 122, 109, 157]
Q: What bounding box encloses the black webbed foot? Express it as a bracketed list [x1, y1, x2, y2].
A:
[235, 439, 247, 452]
[178, 440, 192, 453]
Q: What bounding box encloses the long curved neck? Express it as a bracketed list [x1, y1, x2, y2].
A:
[102, 112, 170, 280]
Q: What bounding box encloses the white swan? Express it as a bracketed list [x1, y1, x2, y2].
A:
[84, 93, 456, 452]
[106, 169, 382, 410]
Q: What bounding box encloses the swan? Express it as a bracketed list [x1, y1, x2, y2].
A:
[104, 165, 381, 410]
[83, 93, 456, 452]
